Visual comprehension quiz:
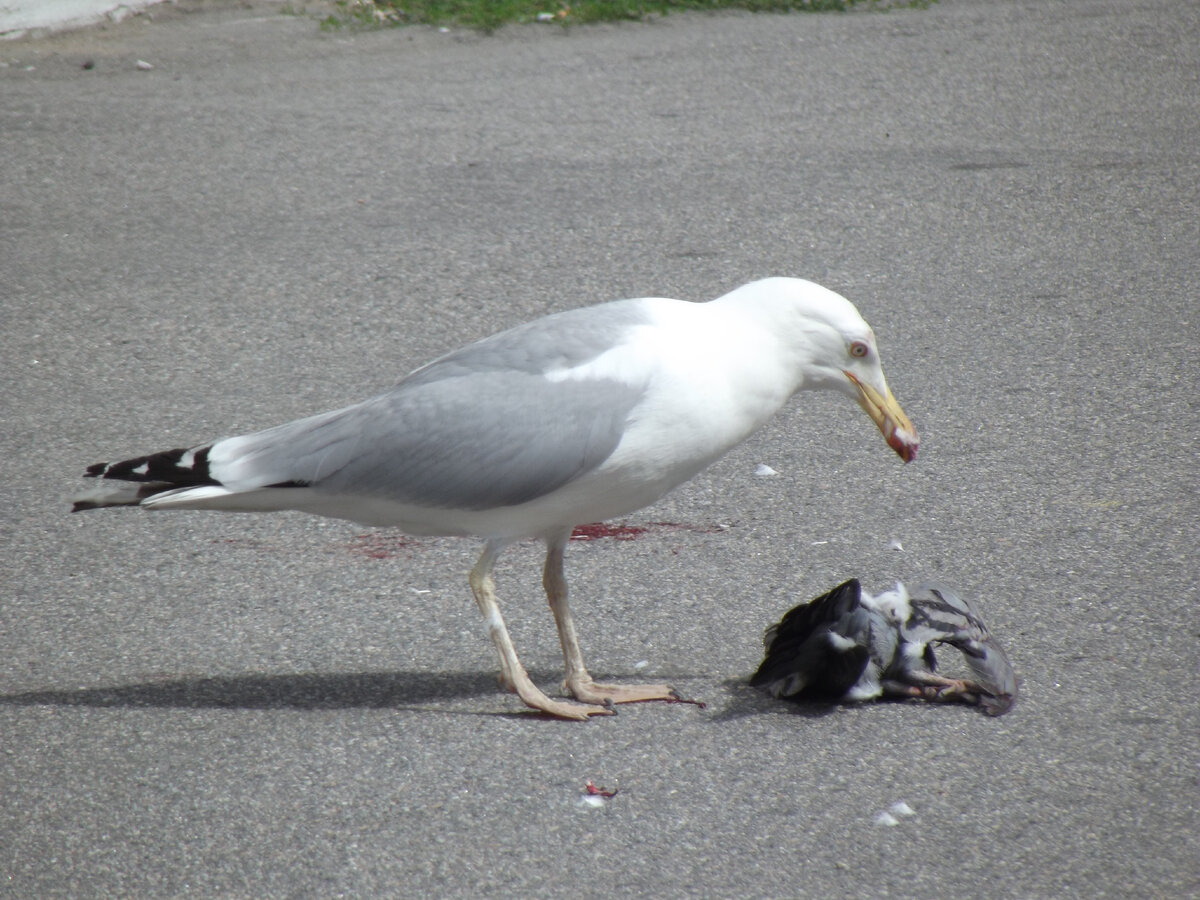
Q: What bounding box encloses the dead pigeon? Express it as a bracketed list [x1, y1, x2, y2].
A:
[751, 579, 1017, 715]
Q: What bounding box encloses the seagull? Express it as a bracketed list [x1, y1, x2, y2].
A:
[751, 579, 1017, 715]
[72, 277, 918, 719]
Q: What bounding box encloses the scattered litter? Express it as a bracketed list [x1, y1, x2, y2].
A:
[578, 794, 606, 809]
[888, 538, 904, 551]
[753, 464, 778, 477]
[135, 59, 153, 71]
[437, 26, 450, 33]
[633, 659, 649, 671]
[536, 12, 555, 21]
[875, 801, 916, 826]
[409, 588, 431, 594]
[810, 540, 829, 546]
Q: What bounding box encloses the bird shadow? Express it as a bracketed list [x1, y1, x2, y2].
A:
[2, 672, 891, 720]
[0, 670, 565, 715]
[711, 677, 994, 721]
[708, 677, 846, 722]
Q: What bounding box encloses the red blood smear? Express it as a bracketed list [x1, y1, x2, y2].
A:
[570, 523, 651, 541]
[570, 521, 725, 541]
[349, 521, 724, 556]
[585, 780, 618, 798]
[348, 533, 422, 559]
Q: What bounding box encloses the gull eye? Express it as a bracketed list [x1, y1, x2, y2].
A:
[849, 340, 870, 358]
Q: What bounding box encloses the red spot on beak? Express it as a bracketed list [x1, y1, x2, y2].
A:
[887, 428, 918, 463]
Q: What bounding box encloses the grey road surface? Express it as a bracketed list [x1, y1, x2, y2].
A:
[2, 1, 1196, 896]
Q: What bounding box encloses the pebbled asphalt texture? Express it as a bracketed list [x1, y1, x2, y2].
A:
[1, 0, 1197, 896]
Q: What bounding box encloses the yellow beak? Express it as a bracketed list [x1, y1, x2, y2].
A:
[844, 371, 919, 463]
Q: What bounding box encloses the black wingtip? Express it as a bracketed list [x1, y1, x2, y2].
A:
[80, 446, 218, 487]
[75, 446, 217, 512]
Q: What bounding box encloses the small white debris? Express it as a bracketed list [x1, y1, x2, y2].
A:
[875, 801, 915, 826]
[753, 464, 778, 477]
[135, 59, 154, 71]
[810, 540, 829, 546]
[409, 588, 431, 594]
[577, 794, 607, 809]
[633, 660, 649, 671]
[888, 539, 904, 551]
[437, 26, 450, 33]
[536, 12, 555, 21]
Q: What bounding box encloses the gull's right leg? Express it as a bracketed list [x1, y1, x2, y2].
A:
[468, 541, 612, 720]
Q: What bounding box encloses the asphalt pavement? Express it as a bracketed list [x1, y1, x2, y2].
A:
[2, 0, 1197, 896]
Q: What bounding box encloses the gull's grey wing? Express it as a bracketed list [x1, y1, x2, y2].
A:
[208, 300, 655, 511]
[212, 370, 644, 511]
[401, 298, 655, 386]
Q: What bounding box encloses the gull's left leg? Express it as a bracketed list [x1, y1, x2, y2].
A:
[542, 532, 681, 706]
